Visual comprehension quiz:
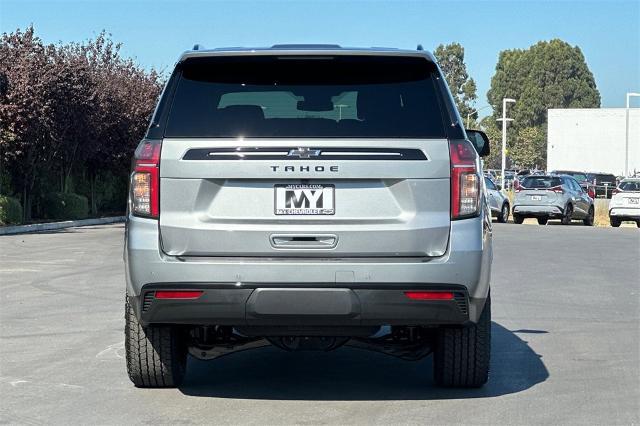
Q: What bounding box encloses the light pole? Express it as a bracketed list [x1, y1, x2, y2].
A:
[625, 93, 640, 177]
[497, 98, 516, 190]
[466, 105, 491, 128]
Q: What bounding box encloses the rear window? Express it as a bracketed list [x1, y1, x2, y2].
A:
[521, 176, 562, 189]
[484, 177, 497, 190]
[555, 171, 587, 182]
[588, 174, 616, 184]
[619, 181, 640, 191]
[164, 55, 447, 138]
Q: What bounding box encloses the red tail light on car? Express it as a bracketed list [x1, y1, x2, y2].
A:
[404, 291, 455, 300]
[611, 188, 620, 195]
[155, 290, 203, 299]
[588, 186, 596, 198]
[549, 185, 564, 194]
[131, 139, 161, 218]
[450, 140, 479, 219]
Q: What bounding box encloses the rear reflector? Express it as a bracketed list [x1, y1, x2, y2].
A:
[404, 291, 454, 300]
[154, 290, 204, 299]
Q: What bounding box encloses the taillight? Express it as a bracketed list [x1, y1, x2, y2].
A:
[514, 179, 520, 190]
[450, 139, 479, 219]
[131, 139, 161, 218]
[612, 188, 620, 195]
[588, 187, 596, 198]
[549, 185, 564, 194]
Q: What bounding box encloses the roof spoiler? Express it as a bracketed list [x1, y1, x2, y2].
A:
[271, 44, 342, 49]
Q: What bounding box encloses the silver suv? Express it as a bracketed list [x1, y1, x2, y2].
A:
[124, 45, 493, 388]
[513, 174, 595, 225]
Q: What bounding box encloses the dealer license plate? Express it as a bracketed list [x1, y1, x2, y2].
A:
[274, 184, 335, 215]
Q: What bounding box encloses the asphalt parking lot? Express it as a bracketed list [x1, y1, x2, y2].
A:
[1, 223, 638, 425]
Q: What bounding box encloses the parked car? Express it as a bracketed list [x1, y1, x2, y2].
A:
[514, 169, 544, 189]
[486, 169, 499, 180]
[512, 174, 594, 225]
[586, 172, 617, 198]
[123, 45, 493, 389]
[609, 178, 640, 227]
[502, 171, 517, 190]
[513, 170, 528, 190]
[550, 170, 596, 199]
[484, 176, 510, 223]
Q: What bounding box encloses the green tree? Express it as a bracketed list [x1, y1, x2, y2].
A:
[434, 43, 477, 122]
[486, 39, 600, 169]
[487, 39, 600, 129]
[480, 118, 503, 170]
[510, 127, 546, 169]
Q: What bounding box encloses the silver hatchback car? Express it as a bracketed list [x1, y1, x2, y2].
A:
[513, 174, 594, 225]
[124, 45, 493, 389]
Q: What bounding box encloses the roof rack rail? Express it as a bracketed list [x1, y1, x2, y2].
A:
[271, 44, 341, 49]
[192, 44, 205, 50]
[416, 44, 424, 51]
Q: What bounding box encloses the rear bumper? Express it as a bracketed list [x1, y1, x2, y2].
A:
[609, 208, 640, 220]
[124, 213, 492, 325]
[513, 204, 563, 217]
[131, 284, 485, 328]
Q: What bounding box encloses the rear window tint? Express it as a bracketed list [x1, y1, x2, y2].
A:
[588, 174, 616, 184]
[619, 181, 640, 191]
[484, 177, 497, 190]
[521, 176, 562, 188]
[164, 55, 447, 138]
[554, 171, 587, 182]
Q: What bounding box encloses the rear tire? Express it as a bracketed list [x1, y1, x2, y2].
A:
[561, 204, 573, 225]
[433, 294, 491, 388]
[125, 295, 187, 388]
[496, 203, 509, 223]
[513, 214, 524, 224]
[610, 217, 621, 227]
[537, 217, 548, 225]
[583, 206, 594, 226]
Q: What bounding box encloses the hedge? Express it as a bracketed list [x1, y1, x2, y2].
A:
[0, 195, 23, 225]
[42, 192, 89, 220]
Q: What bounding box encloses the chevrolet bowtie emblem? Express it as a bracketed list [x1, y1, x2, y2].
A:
[287, 147, 321, 159]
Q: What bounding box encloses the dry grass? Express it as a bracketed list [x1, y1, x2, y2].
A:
[594, 198, 610, 227]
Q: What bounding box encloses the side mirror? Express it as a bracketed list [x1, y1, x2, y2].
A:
[466, 129, 491, 157]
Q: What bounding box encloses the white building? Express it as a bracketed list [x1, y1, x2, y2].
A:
[547, 108, 640, 176]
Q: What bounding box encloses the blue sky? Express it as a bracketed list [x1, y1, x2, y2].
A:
[1, 0, 639, 116]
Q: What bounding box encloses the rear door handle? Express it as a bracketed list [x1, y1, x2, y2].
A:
[270, 234, 338, 249]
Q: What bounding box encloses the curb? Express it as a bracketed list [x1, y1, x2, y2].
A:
[0, 216, 126, 236]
